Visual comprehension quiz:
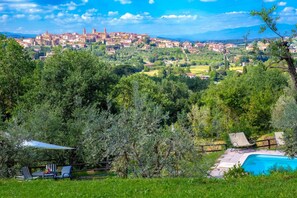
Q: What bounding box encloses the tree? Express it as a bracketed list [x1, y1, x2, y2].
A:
[201, 65, 287, 137]
[0, 35, 35, 121]
[82, 89, 200, 178]
[251, 6, 297, 91]
[111, 73, 160, 109]
[21, 49, 117, 119]
[0, 132, 18, 178]
[252, 6, 297, 155]
[271, 92, 297, 156]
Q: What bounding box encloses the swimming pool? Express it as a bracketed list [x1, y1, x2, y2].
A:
[242, 154, 297, 175]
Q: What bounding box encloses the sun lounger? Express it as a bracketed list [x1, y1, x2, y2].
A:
[20, 166, 39, 180]
[229, 132, 255, 148]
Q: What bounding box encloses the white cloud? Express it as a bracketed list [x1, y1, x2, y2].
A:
[282, 7, 295, 14]
[45, 14, 55, 19]
[51, 8, 98, 25]
[0, 15, 8, 22]
[279, 7, 297, 24]
[27, 8, 42, 13]
[81, 9, 97, 22]
[263, 0, 276, 2]
[14, 14, 25, 18]
[278, 2, 287, 6]
[87, 8, 97, 13]
[81, 13, 92, 21]
[161, 14, 198, 20]
[149, 0, 155, 4]
[6, 2, 46, 13]
[107, 12, 151, 25]
[108, 11, 119, 16]
[120, 13, 143, 20]
[63, 1, 77, 11]
[82, 0, 88, 3]
[115, 0, 132, 4]
[53, 13, 84, 25]
[2, 0, 25, 2]
[0, 6, 3, 12]
[57, 12, 64, 17]
[225, 11, 248, 15]
[200, 0, 216, 2]
[28, 14, 41, 20]
[8, 3, 38, 9]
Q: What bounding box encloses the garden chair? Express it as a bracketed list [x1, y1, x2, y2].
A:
[229, 132, 255, 148]
[274, 132, 285, 146]
[54, 166, 72, 179]
[21, 166, 39, 180]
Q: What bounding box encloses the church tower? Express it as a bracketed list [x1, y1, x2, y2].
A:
[83, 28, 86, 35]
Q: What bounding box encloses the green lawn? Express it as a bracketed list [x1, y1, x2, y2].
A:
[190, 65, 209, 75]
[143, 65, 243, 77]
[143, 70, 159, 76]
[1, 173, 297, 197]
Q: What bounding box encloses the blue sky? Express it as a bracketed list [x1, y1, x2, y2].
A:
[0, 0, 297, 39]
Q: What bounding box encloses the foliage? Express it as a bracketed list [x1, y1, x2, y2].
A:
[0, 35, 35, 121]
[271, 92, 297, 156]
[83, 89, 201, 178]
[0, 132, 18, 178]
[194, 65, 287, 138]
[269, 164, 293, 174]
[111, 73, 160, 109]
[251, 6, 297, 91]
[112, 64, 142, 77]
[223, 163, 249, 180]
[79, 107, 114, 166]
[21, 49, 117, 118]
[188, 105, 211, 138]
[111, 73, 206, 123]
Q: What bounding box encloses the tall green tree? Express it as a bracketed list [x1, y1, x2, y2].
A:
[196, 66, 287, 137]
[0, 35, 35, 121]
[271, 93, 297, 156]
[82, 89, 200, 178]
[22, 49, 117, 119]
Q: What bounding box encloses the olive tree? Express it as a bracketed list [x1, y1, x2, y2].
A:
[252, 6, 297, 155]
[251, 6, 297, 91]
[82, 88, 201, 178]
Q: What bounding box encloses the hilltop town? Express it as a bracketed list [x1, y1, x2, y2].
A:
[15, 28, 240, 56]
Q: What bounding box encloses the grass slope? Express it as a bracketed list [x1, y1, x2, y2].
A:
[1, 173, 297, 197]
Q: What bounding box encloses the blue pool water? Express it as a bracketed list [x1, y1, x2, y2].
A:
[242, 154, 297, 175]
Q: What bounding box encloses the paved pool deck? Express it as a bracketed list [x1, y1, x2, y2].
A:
[209, 148, 285, 178]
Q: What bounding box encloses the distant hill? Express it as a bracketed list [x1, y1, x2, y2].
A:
[155, 24, 295, 43]
[0, 32, 36, 38]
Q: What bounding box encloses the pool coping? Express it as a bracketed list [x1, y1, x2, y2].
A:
[238, 150, 285, 165]
[208, 149, 286, 178]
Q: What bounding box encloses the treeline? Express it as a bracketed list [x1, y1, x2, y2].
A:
[0, 35, 294, 178]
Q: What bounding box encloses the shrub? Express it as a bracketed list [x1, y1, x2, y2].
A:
[269, 164, 293, 174]
[223, 163, 249, 180]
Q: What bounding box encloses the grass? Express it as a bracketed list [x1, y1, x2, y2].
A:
[143, 65, 243, 77]
[230, 66, 243, 71]
[190, 65, 209, 75]
[143, 70, 159, 76]
[1, 172, 297, 197]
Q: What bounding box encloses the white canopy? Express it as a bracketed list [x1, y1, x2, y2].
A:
[21, 140, 74, 150]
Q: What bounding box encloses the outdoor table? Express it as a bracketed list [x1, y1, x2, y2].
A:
[32, 171, 55, 178]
